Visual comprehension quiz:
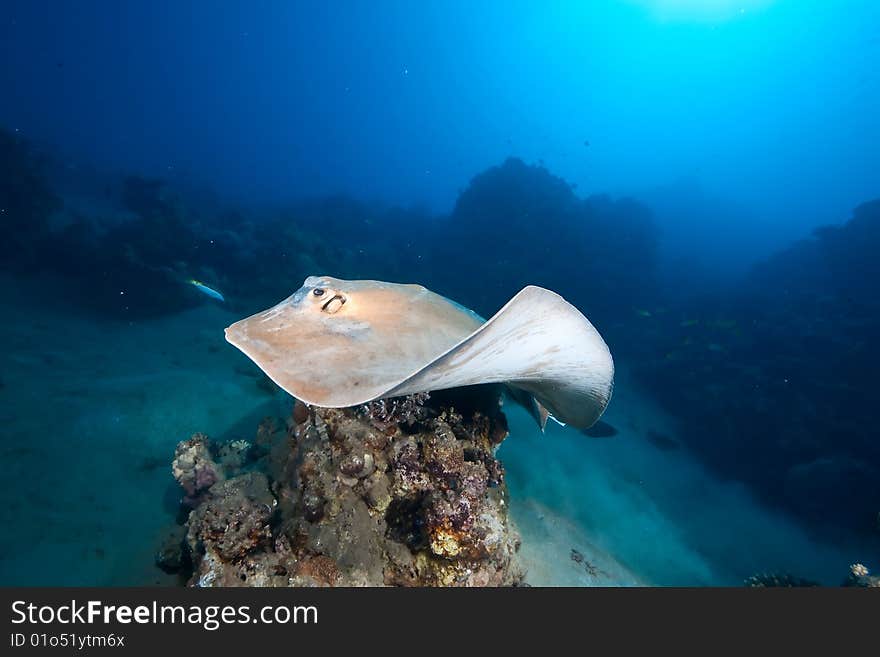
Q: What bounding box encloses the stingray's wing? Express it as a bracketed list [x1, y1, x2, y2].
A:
[374, 286, 614, 429]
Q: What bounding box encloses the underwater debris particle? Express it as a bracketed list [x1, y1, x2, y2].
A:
[570, 547, 607, 579]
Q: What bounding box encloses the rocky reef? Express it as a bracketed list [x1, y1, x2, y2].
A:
[745, 561, 879, 588]
[632, 199, 880, 535]
[159, 387, 524, 586]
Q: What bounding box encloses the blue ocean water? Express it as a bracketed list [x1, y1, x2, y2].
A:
[1, 0, 879, 586]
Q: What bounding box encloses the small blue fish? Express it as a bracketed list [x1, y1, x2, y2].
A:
[189, 279, 225, 302]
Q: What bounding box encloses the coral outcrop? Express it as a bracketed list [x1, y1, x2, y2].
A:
[162, 387, 524, 587]
[171, 433, 224, 506]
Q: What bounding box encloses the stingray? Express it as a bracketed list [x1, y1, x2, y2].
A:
[225, 276, 614, 430]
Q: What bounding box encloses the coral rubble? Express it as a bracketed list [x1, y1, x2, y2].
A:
[844, 562, 879, 587]
[163, 388, 524, 586]
[744, 572, 821, 587]
[745, 561, 880, 588]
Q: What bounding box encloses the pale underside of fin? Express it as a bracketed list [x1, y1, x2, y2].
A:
[378, 286, 614, 429]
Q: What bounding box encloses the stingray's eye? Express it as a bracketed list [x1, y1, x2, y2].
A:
[321, 293, 346, 314]
[312, 288, 325, 297]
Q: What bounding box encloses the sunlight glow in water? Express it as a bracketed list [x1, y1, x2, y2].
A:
[631, 0, 776, 22]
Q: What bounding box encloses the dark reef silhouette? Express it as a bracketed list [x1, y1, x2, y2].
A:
[634, 200, 880, 533]
[0, 128, 61, 268]
[436, 157, 661, 329]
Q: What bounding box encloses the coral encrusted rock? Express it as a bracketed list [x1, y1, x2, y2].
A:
[168, 387, 524, 587]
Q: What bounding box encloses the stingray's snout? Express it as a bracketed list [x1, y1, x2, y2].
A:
[224, 322, 244, 347]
